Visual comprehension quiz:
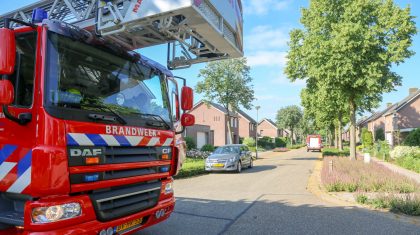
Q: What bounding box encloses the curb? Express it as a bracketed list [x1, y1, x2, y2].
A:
[307, 154, 420, 226]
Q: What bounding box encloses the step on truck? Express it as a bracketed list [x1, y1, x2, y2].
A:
[0, 0, 243, 234]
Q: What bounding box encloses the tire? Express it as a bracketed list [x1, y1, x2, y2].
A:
[236, 161, 242, 173]
[248, 159, 253, 168]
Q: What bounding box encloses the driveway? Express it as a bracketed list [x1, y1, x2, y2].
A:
[140, 148, 419, 235]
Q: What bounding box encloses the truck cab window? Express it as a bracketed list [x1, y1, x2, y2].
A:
[9, 32, 37, 107]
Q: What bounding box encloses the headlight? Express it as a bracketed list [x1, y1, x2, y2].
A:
[164, 182, 173, 194]
[32, 203, 81, 223]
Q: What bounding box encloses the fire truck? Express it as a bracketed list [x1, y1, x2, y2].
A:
[0, 0, 243, 234]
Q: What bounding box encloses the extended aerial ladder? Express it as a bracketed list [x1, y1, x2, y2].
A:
[0, 0, 243, 69]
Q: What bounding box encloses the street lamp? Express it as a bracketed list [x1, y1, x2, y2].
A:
[255, 105, 260, 159]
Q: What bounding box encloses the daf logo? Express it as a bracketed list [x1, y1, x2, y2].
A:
[70, 148, 103, 157]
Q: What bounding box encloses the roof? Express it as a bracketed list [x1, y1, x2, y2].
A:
[363, 103, 398, 124]
[237, 110, 256, 123]
[384, 89, 420, 116]
[259, 118, 278, 129]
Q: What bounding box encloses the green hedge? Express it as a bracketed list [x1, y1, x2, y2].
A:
[322, 148, 350, 157]
[175, 158, 207, 179]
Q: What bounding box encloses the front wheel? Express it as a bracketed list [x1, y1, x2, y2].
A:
[236, 161, 242, 173]
[248, 159, 253, 168]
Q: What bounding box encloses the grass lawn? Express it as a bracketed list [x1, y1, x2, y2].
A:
[175, 158, 207, 179]
[322, 148, 350, 157]
[321, 156, 420, 216]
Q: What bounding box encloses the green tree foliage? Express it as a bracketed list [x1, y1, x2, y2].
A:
[286, 0, 417, 159]
[243, 137, 256, 148]
[276, 105, 303, 145]
[258, 136, 275, 149]
[375, 128, 385, 141]
[403, 128, 420, 146]
[184, 136, 196, 150]
[196, 58, 255, 143]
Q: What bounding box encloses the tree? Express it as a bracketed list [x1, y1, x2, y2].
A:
[286, 0, 416, 159]
[276, 105, 303, 145]
[196, 58, 255, 143]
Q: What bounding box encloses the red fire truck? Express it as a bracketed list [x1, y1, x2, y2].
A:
[0, 0, 243, 234]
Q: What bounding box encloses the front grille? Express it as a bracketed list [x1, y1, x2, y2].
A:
[68, 146, 171, 166]
[90, 181, 161, 221]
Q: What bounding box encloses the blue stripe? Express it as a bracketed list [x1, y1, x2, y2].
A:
[17, 151, 31, 177]
[0, 145, 17, 165]
[67, 135, 79, 146]
[86, 134, 108, 146]
[114, 135, 130, 146]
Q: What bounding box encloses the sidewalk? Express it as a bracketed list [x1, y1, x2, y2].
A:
[372, 158, 420, 184]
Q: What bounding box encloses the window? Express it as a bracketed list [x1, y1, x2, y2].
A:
[9, 31, 37, 107]
[167, 78, 179, 121]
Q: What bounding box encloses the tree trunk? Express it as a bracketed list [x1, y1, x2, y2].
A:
[338, 121, 343, 151]
[226, 116, 233, 144]
[349, 98, 357, 160]
[290, 128, 294, 146]
[334, 125, 338, 148]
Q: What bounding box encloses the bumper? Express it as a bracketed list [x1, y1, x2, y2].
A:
[6, 197, 175, 235]
[205, 162, 237, 171]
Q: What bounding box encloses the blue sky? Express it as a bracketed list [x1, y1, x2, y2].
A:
[1, 0, 419, 121]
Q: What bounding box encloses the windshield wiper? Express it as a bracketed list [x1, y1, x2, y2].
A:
[56, 102, 127, 125]
[83, 103, 127, 125]
[131, 112, 171, 130]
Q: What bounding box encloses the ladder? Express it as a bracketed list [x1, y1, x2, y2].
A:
[0, 0, 244, 70]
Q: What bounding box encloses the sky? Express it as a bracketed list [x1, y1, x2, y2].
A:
[1, 0, 419, 122]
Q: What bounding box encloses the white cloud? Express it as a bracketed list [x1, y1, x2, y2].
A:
[245, 26, 289, 51]
[247, 51, 288, 67]
[244, 0, 291, 15]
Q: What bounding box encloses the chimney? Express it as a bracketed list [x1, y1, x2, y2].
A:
[387, 103, 392, 107]
[409, 88, 418, 95]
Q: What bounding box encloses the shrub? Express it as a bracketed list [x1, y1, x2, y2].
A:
[186, 149, 211, 159]
[243, 137, 256, 148]
[258, 136, 275, 149]
[395, 156, 420, 173]
[372, 141, 390, 160]
[375, 128, 385, 141]
[175, 158, 207, 179]
[389, 146, 420, 159]
[403, 128, 420, 146]
[361, 128, 373, 152]
[275, 137, 287, 147]
[184, 136, 196, 150]
[201, 144, 215, 152]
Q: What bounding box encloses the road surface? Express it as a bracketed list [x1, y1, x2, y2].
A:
[140, 148, 419, 235]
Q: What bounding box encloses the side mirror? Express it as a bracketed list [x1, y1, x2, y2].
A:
[0, 80, 14, 105]
[0, 28, 16, 75]
[181, 86, 193, 111]
[181, 113, 195, 127]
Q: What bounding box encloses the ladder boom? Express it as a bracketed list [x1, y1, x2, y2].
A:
[0, 0, 244, 69]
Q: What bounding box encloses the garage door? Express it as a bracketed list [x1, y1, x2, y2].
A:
[197, 132, 206, 149]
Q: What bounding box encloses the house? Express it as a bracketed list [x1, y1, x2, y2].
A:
[238, 110, 257, 139]
[383, 88, 420, 146]
[356, 88, 420, 146]
[186, 101, 240, 147]
[257, 118, 282, 138]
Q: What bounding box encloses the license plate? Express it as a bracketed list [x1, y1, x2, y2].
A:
[115, 218, 143, 234]
[213, 163, 224, 167]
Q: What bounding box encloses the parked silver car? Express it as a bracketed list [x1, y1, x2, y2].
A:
[205, 144, 253, 173]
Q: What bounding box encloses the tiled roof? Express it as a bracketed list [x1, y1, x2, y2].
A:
[238, 110, 256, 123]
[259, 118, 278, 129]
[384, 89, 420, 116]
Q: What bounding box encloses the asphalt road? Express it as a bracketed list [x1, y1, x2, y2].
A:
[140, 148, 420, 235]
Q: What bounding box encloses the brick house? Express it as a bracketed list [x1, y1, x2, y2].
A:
[383, 88, 420, 146]
[238, 110, 257, 139]
[186, 101, 240, 147]
[356, 88, 420, 146]
[257, 118, 282, 138]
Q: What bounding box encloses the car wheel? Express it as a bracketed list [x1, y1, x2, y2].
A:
[248, 159, 253, 168]
[236, 161, 242, 173]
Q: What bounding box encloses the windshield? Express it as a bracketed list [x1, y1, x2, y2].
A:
[45, 32, 171, 124]
[214, 146, 240, 154]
